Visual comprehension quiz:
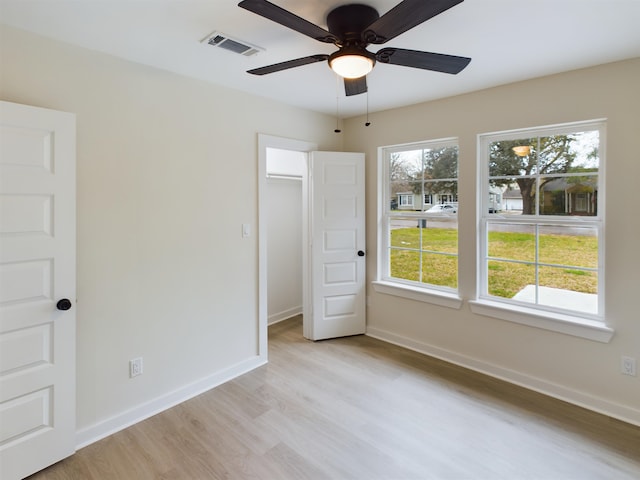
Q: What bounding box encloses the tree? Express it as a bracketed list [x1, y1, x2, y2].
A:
[389, 152, 410, 182]
[389, 152, 415, 197]
[389, 147, 459, 208]
[423, 146, 458, 199]
[489, 135, 577, 214]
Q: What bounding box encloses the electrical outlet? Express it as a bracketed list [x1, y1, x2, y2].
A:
[621, 356, 636, 376]
[129, 357, 143, 378]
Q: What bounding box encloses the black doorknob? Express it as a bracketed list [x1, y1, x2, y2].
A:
[56, 299, 72, 311]
[358, 250, 365, 257]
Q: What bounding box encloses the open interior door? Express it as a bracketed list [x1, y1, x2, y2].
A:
[0, 101, 76, 480]
[304, 151, 366, 341]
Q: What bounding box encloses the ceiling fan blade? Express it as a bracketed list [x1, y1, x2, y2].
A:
[247, 54, 329, 75]
[364, 0, 463, 44]
[238, 0, 337, 43]
[376, 48, 471, 74]
[344, 76, 367, 96]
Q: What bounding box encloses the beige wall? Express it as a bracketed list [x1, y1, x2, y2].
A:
[0, 24, 341, 441]
[344, 58, 640, 424]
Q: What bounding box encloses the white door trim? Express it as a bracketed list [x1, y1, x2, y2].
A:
[258, 135, 317, 359]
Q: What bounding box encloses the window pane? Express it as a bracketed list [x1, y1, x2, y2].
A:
[488, 176, 538, 216]
[538, 265, 598, 294]
[424, 180, 458, 211]
[424, 146, 458, 179]
[570, 130, 600, 171]
[487, 223, 535, 262]
[491, 179, 524, 213]
[538, 131, 599, 174]
[422, 253, 457, 288]
[421, 222, 458, 254]
[390, 149, 422, 211]
[537, 135, 575, 175]
[390, 220, 420, 249]
[390, 249, 421, 282]
[489, 138, 537, 177]
[390, 151, 422, 181]
[537, 267, 598, 314]
[487, 260, 535, 299]
[538, 226, 598, 268]
[539, 175, 598, 216]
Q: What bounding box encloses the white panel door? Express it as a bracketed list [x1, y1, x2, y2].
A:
[306, 151, 365, 341]
[0, 101, 76, 480]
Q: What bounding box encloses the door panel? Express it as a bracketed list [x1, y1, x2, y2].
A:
[306, 151, 365, 341]
[0, 101, 76, 480]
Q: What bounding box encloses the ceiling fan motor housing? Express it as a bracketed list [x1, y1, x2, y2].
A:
[326, 4, 379, 45]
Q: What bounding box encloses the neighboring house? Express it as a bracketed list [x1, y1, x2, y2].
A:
[541, 177, 598, 215]
[394, 188, 502, 212]
[499, 179, 597, 215]
[395, 192, 458, 211]
[488, 187, 503, 213]
[503, 185, 523, 211]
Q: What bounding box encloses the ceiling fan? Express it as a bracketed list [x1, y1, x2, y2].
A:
[238, 0, 471, 96]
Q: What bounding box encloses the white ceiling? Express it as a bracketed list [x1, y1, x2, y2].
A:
[2, 0, 639, 117]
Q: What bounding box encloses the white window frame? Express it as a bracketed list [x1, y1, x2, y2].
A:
[374, 138, 463, 309]
[470, 119, 613, 342]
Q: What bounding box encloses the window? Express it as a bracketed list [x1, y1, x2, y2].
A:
[477, 120, 605, 323]
[398, 193, 414, 207]
[378, 138, 460, 299]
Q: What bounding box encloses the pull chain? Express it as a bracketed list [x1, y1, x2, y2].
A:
[334, 75, 341, 133]
[365, 90, 371, 127]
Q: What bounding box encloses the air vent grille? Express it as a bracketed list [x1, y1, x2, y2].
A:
[201, 31, 263, 57]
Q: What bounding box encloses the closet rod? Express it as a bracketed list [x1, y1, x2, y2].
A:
[266, 173, 303, 180]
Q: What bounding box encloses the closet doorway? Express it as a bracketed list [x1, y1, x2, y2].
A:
[257, 135, 316, 359]
[265, 148, 305, 325]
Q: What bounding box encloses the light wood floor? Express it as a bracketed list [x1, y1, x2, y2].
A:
[30, 316, 640, 479]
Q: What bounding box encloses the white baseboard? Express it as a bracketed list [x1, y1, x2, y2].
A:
[366, 325, 640, 427]
[75, 355, 266, 449]
[268, 306, 302, 325]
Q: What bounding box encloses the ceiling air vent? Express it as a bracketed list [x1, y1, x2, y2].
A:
[201, 31, 263, 57]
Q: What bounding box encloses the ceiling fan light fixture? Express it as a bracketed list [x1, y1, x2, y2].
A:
[329, 49, 375, 79]
[512, 145, 532, 157]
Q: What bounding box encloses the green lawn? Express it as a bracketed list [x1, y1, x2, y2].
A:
[390, 228, 598, 297]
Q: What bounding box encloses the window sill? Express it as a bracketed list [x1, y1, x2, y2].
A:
[468, 299, 614, 343]
[372, 281, 463, 309]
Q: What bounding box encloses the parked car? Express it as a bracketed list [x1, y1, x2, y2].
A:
[426, 203, 457, 214]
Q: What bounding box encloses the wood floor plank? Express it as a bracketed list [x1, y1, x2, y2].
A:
[28, 316, 640, 479]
